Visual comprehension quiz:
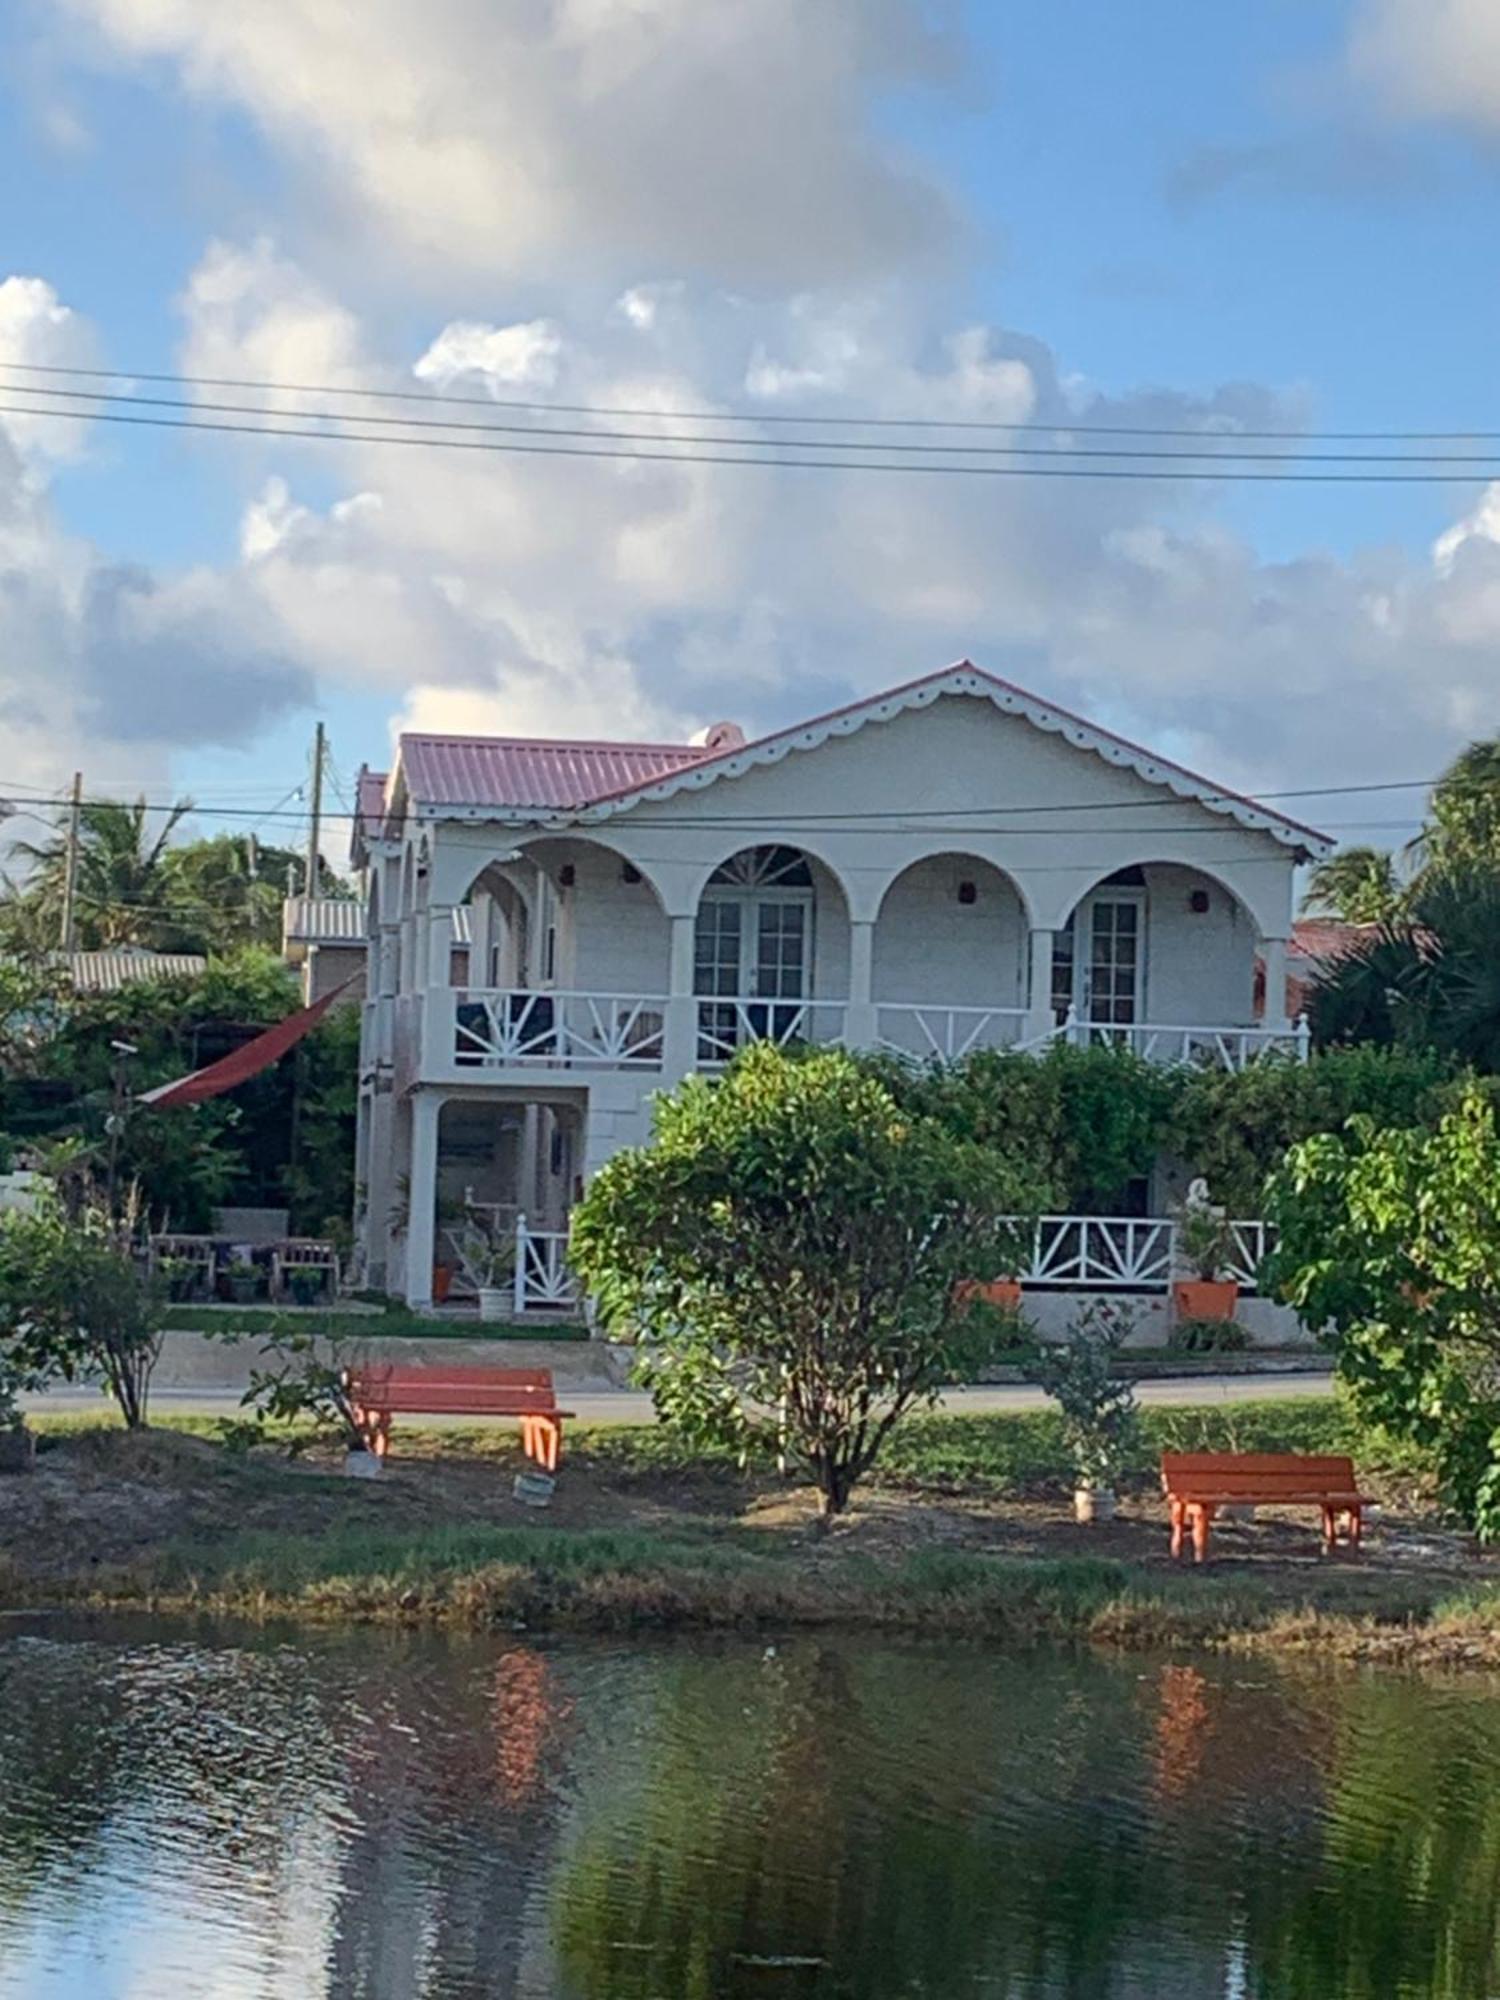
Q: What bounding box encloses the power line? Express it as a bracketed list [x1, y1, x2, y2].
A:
[15, 378, 1500, 464]
[6, 356, 1500, 442]
[9, 394, 1500, 483]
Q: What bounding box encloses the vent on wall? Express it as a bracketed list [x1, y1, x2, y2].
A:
[1189, 888, 1211, 914]
[957, 880, 978, 905]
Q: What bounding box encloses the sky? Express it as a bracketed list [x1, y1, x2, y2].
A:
[2, 0, 1500, 867]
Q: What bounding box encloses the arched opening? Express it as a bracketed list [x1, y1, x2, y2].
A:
[872, 853, 1029, 1058]
[1056, 862, 1259, 1032]
[431, 1095, 584, 1295]
[694, 844, 850, 1060]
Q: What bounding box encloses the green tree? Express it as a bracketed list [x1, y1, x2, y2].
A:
[571, 1043, 1032, 1517]
[155, 835, 308, 954]
[1425, 736, 1500, 872]
[0, 1195, 162, 1428]
[1310, 862, 1500, 1072]
[8, 796, 193, 948]
[1265, 1086, 1500, 1534]
[1301, 845, 1406, 923]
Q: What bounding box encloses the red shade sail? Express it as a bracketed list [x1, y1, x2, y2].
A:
[138, 979, 356, 1109]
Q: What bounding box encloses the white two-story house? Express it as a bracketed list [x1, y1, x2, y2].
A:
[350, 662, 1331, 1310]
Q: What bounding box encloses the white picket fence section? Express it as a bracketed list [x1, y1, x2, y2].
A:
[512, 1216, 579, 1313]
[500, 1211, 1274, 1315]
[1009, 1215, 1274, 1294]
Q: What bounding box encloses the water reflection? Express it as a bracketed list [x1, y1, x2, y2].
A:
[0, 1619, 1498, 1997]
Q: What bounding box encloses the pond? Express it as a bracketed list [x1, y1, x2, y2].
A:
[1, 1617, 1498, 1998]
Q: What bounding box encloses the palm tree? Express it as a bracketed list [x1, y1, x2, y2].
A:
[1309, 861, 1500, 1072]
[9, 796, 194, 949]
[1301, 845, 1406, 924]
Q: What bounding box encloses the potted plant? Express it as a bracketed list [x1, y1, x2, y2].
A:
[288, 1265, 326, 1307]
[224, 1255, 263, 1303]
[955, 1276, 1023, 1312]
[1032, 1299, 1140, 1523]
[159, 1254, 200, 1303]
[455, 1221, 516, 1322]
[1173, 1196, 1240, 1324]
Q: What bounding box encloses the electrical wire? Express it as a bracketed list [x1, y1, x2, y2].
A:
[6, 356, 1500, 442]
[7, 395, 1500, 483]
[14, 378, 1500, 464]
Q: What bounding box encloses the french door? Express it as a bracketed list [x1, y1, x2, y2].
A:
[695, 891, 811, 1056]
[1054, 891, 1144, 1029]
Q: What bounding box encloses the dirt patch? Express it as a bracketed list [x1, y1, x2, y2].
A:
[0, 1428, 1488, 1596]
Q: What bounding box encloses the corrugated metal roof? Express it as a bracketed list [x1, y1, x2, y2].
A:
[283, 895, 368, 944]
[397, 734, 705, 813]
[64, 951, 208, 993]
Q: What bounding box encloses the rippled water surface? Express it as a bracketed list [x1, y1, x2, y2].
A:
[2, 1617, 1499, 1998]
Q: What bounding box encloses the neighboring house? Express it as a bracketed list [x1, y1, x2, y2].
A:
[351, 661, 1332, 1307]
[58, 949, 207, 993]
[281, 895, 375, 1005]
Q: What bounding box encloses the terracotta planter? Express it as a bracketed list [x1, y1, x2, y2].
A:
[432, 1263, 454, 1305]
[956, 1278, 1023, 1312]
[1173, 1278, 1239, 1323]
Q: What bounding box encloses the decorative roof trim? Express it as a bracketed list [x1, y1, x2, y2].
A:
[567, 662, 1333, 855]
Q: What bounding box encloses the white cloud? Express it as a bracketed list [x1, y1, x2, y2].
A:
[414, 320, 564, 392]
[1350, 0, 1500, 129]
[142, 238, 1500, 807]
[53, 0, 962, 289]
[0, 275, 101, 463]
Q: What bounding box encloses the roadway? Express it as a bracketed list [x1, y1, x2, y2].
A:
[25, 1371, 1335, 1427]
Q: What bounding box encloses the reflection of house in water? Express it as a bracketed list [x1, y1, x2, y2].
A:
[321, 1641, 576, 1999]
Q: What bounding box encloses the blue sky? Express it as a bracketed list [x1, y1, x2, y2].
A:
[1, 0, 1498, 862]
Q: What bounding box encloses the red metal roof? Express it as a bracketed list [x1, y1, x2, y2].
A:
[396, 734, 706, 812]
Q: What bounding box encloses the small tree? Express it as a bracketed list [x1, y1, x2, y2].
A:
[1032, 1299, 1141, 1496]
[1265, 1086, 1500, 1534]
[571, 1043, 1032, 1517]
[0, 1194, 162, 1429]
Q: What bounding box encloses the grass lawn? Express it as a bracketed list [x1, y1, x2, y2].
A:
[11, 1395, 1489, 1665]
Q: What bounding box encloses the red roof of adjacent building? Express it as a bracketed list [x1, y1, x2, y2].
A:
[395, 735, 708, 814]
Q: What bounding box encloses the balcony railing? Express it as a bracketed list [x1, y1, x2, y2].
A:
[695, 997, 847, 1066]
[450, 989, 666, 1070]
[1061, 1019, 1310, 1068]
[495, 1211, 1276, 1316]
[1012, 1215, 1274, 1293]
[876, 1002, 1029, 1063]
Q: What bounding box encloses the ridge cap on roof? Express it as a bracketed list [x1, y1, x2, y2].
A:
[573, 658, 1330, 850]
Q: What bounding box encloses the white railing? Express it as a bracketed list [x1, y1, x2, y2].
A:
[1063, 1017, 1310, 1069]
[513, 1215, 579, 1313]
[876, 1003, 1029, 1062]
[696, 997, 847, 1065]
[1005, 1215, 1273, 1293]
[452, 989, 667, 1069]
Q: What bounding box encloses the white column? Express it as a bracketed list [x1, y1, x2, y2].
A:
[427, 904, 454, 988]
[404, 1089, 442, 1308]
[662, 913, 698, 1081]
[1261, 936, 1291, 1032]
[1025, 928, 1056, 1043]
[843, 918, 877, 1050]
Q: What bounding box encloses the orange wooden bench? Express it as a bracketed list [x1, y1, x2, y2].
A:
[1160, 1451, 1369, 1563]
[345, 1365, 574, 1472]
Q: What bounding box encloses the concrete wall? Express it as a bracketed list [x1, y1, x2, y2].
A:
[1015, 1291, 1316, 1350]
[554, 841, 672, 995]
[873, 855, 1026, 1008]
[1139, 863, 1256, 1025]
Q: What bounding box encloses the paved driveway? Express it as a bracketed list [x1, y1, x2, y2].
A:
[25, 1372, 1334, 1428]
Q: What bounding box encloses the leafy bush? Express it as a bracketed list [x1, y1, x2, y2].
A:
[572, 1042, 1036, 1517]
[1267, 1085, 1500, 1535]
[1169, 1316, 1249, 1354]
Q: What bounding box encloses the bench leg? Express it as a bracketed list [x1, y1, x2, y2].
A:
[535, 1416, 561, 1474]
[1169, 1497, 1185, 1560]
[1191, 1504, 1213, 1564]
[1348, 1505, 1363, 1551]
[1321, 1505, 1337, 1553]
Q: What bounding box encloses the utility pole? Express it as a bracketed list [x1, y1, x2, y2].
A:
[305, 722, 325, 899]
[59, 770, 82, 951]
